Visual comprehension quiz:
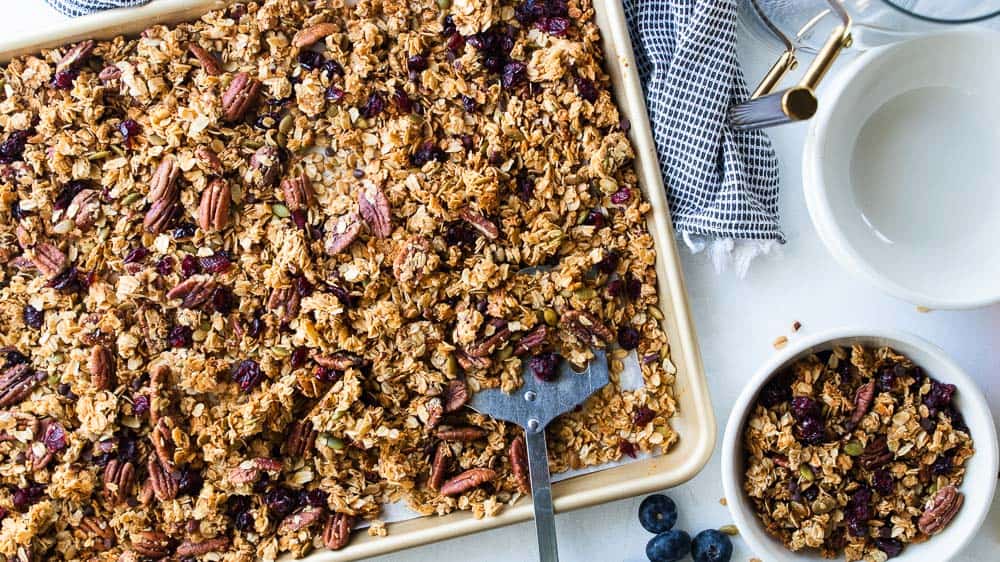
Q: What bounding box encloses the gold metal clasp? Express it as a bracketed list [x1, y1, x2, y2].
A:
[730, 0, 853, 130]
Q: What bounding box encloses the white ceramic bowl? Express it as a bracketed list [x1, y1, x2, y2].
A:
[721, 328, 998, 562]
[803, 30, 1000, 309]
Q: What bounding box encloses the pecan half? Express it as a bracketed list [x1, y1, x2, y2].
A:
[166, 275, 217, 308]
[195, 146, 223, 173]
[428, 442, 451, 491]
[515, 325, 549, 356]
[98, 65, 121, 82]
[138, 478, 154, 507]
[284, 419, 317, 458]
[148, 156, 181, 203]
[510, 434, 530, 493]
[228, 457, 284, 484]
[176, 537, 229, 556]
[221, 72, 261, 122]
[466, 323, 511, 358]
[292, 22, 338, 48]
[313, 353, 362, 371]
[424, 397, 443, 430]
[392, 236, 434, 285]
[0, 364, 44, 408]
[70, 189, 101, 229]
[436, 425, 487, 442]
[0, 412, 39, 442]
[88, 345, 116, 391]
[103, 459, 135, 504]
[324, 212, 362, 256]
[323, 513, 354, 550]
[851, 380, 875, 424]
[267, 286, 300, 324]
[197, 178, 231, 232]
[30, 443, 53, 471]
[249, 145, 282, 188]
[31, 243, 67, 278]
[440, 467, 496, 496]
[79, 516, 115, 550]
[918, 485, 964, 535]
[459, 209, 499, 240]
[131, 531, 173, 558]
[187, 43, 222, 76]
[442, 380, 468, 413]
[281, 174, 314, 212]
[56, 39, 94, 73]
[150, 417, 177, 468]
[278, 506, 325, 534]
[147, 457, 178, 501]
[455, 349, 491, 372]
[860, 434, 893, 469]
[561, 309, 614, 345]
[143, 198, 179, 234]
[358, 182, 391, 238]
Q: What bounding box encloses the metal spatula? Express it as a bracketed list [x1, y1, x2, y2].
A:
[469, 350, 609, 562]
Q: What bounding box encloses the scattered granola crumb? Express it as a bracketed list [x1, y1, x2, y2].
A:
[719, 497, 727, 506]
[772, 336, 789, 349]
[792, 321, 802, 332]
[916, 306, 932, 313]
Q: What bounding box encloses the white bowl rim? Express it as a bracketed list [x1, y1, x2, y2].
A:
[802, 28, 1000, 310]
[721, 327, 999, 561]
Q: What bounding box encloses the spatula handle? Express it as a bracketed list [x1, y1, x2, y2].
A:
[524, 425, 558, 562]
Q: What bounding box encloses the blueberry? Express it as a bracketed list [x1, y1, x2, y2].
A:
[638, 494, 677, 534]
[691, 529, 733, 562]
[646, 530, 690, 562]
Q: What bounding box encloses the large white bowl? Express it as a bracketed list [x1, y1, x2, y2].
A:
[803, 30, 1000, 309]
[721, 328, 998, 562]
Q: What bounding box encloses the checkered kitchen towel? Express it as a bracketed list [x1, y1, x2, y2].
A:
[624, 0, 783, 275]
[52, 0, 783, 274]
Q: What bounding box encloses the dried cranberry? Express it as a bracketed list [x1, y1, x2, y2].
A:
[300, 488, 328, 508]
[759, 375, 791, 407]
[54, 179, 89, 211]
[620, 118, 631, 133]
[876, 364, 899, 391]
[444, 220, 477, 246]
[595, 251, 619, 274]
[515, 173, 534, 201]
[795, 414, 825, 444]
[321, 60, 344, 77]
[51, 69, 78, 90]
[290, 347, 308, 370]
[501, 61, 527, 89]
[291, 209, 307, 230]
[116, 430, 141, 464]
[0, 130, 30, 163]
[325, 85, 345, 102]
[43, 423, 67, 452]
[801, 485, 819, 501]
[411, 140, 448, 167]
[177, 467, 204, 497]
[392, 86, 413, 113]
[515, 0, 547, 24]
[946, 406, 968, 432]
[583, 209, 606, 228]
[791, 396, 818, 419]
[407, 54, 429, 72]
[625, 274, 642, 300]
[633, 406, 655, 427]
[606, 279, 625, 298]
[297, 50, 325, 70]
[295, 276, 314, 297]
[919, 417, 937, 434]
[361, 91, 385, 118]
[529, 352, 560, 381]
[875, 538, 903, 558]
[172, 222, 197, 239]
[442, 14, 457, 36]
[231, 359, 265, 392]
[446, 32, 465, 53]
[211, 285, 236, 314]
[181, 255, 200, 278]
[618, 440, 637, 458]
[537, 17, 570, 36]
[314, 366, 340, 383]
[168, 325, 193, 348]
[848, 486, 873, 523]
[247, 310, 265, 339]
[2, 349, 30, 368]
[461, 95, 477, 113]
[132, 394, 150, 416]
[923, 379, 956, 410]
[10, 201, 25, 221]
[931, 451, 954, 475]
[23, 305, 43, 329]
[123, 246, 150, 264]
[199, 252, 232, 274]
[617, 326, 640, 350]
[610, 187, 632, 205]
[847, 517, 866, 538]
[118, 119, 142, 147]
[155, 256, 175, 276]
[872, 468, 894, 494]
[263, 486, 297, 519]
[12, 483, 45, 512]
[328, 284, 358, 307]
[227, 3, 247, 20]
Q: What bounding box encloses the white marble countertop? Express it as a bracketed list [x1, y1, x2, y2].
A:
[7, 3, 998, 561]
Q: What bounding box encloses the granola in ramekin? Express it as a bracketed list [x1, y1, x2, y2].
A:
[743, 345, 974, 561]
[0, 0, 679, 559]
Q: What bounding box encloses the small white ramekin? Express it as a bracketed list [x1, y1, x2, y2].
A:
[803, 29, 1000, 309]
[721, 328, 998, 562]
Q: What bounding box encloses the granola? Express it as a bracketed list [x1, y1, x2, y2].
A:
[743, 345, 974, 561]
[0, 0, 679, 559]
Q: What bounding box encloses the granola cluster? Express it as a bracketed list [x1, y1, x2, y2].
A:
[743, 345, 974, 562]
[0, 0, 679, 559]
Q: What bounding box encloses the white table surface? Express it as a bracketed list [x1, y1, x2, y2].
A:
[8, 4, 998, 561]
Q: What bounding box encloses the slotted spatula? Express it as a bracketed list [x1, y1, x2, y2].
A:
[469, 350, 609, 562]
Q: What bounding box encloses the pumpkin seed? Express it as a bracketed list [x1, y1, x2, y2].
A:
[543, 308, 558, 326]
[243, 139, 263, 149]
[799, 465, 814, 482]
[574, 287, 595, 300]
[86, 150, 110, 160]
[324, 435, 345, 450]
[718, 525, 739, 536]
[271, 203, 290, 218]
[278, 113, 294, 135]
[844, 440, 863, 456]
[446, 354, 459, 377]
[647, 306, 664, 320]
[120, 192, 143, 206]
[436, 0, 451, 8]
[110, 145, 125, 157]
[496, 345, 514, 361]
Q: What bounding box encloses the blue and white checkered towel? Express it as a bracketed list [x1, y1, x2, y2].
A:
[50, 0, 783, 275]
